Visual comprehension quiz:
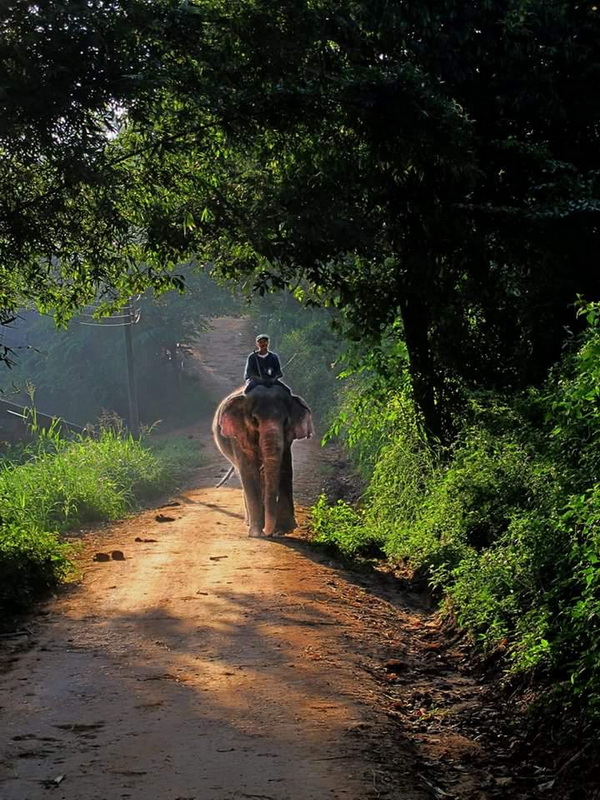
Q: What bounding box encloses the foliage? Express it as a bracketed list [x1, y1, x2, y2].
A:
[0, 522, 72, 612]
[140, 0, 599, 440]
[0, 423, 202, 611]
[316, 303, 600, 717]
[1, 430, 149, 532]
[2, 2, 599, 445]
[325, 323, 412, 471]
[310, 494, 384, 559]
[0, 0, 192, 327]
[428, 333, 600, 705]
[563, 488, 600, 714]
[3, 0, 600, 721]
[544, 301, 600, 482]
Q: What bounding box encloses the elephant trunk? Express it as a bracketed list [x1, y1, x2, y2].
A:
[260, 424, 283, 536]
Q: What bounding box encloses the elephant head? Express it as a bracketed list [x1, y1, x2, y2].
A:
[213, 385, 314, 537]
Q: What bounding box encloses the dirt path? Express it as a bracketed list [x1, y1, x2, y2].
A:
[0, 319, 549, 800]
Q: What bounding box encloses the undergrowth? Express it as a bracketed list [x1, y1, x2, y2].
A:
[312, 303, 600, 719]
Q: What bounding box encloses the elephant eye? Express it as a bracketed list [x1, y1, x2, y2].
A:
[251, 415, 260, 427]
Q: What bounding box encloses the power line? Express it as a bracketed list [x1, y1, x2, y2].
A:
[75, 297, 141, 436]
[76, 307, 141, 327]
[79, 320, 131, 327]
[77, 294, 143, 324]
[80, 314, 129, 319]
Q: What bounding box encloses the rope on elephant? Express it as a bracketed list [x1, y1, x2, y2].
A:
[215, 465, 235, 488]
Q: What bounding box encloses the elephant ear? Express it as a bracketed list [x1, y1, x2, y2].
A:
[290, 396, 314, 440]
[219, 395, 247, 440]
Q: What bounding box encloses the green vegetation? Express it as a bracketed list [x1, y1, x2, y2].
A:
[314, 302, 600, 718]
[0, 425, 202, 612]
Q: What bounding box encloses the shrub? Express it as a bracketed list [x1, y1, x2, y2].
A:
[0, 523, 72, 611]
[310, 494, 384, 558]
[312, 303, 600, 717]
[556, 488, 600, 714]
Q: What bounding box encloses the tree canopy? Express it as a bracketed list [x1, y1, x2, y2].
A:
[2, 0, 600, 437]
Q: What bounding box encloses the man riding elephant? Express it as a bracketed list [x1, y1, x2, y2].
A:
[243, 334, 292, 395]
[213, 381, 314, 536]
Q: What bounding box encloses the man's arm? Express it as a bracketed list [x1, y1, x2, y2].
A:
[270, 353, 283, 379]
[244, 354, 260, 380]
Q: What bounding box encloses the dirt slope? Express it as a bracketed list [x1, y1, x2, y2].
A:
[0, 318, 556, 800]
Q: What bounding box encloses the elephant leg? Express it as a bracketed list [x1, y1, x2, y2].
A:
[237, 457, 264, 536]
[275, 447, 297, 534]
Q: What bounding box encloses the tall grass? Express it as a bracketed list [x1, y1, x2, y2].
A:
[0, 424, 202, 612]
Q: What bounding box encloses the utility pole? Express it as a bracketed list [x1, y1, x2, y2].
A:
[123, 299, 140, 438]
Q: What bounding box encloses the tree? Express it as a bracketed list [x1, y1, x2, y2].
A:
[2, 1, 600, 440]
[104, 0, 600, 438]
[0, 0, 187, 325]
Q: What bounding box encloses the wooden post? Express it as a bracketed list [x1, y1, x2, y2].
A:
[123, 299, 140, 438]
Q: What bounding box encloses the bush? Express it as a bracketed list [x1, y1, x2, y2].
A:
[555, 488, 600, 714]
[312, 302, 600, 717]
[310, 494, 384, 558]
[445, 511, 562, 666]
[0, 523, 72, 611]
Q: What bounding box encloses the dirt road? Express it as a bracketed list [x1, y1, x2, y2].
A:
[0, 319, 539, 800]
[1, 490, 423, 800]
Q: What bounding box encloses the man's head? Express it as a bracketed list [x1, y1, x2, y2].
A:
[255, 334, 269, 354]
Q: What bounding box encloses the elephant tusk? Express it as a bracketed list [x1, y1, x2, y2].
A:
[215, 466, 235, 488]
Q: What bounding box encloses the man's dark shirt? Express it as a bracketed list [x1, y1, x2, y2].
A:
[244, 351, 283, 382]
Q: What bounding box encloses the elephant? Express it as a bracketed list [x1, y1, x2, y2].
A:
[212, 384, 314, 537]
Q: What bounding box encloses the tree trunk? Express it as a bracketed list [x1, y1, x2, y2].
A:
[398, 290, 443, 445]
